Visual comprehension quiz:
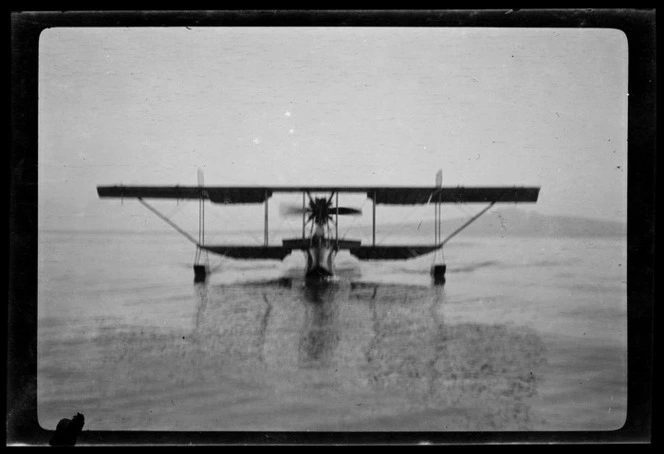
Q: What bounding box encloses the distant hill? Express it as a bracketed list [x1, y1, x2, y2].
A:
[377, 208, 627, 238]
[47, 208, 625, 239]
[263, 208, 626, 239]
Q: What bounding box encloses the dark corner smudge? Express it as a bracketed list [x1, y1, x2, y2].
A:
[49, 412, 85, 446]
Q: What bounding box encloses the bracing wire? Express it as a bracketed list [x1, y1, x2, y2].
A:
[340, 197, 368, 240]
[377, 203, 428, 246]
[272, 197, 286, 241]
[454, 202, 474, 218]
[164, 200, 189, 219]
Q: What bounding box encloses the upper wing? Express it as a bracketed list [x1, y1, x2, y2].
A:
[368, 186, 540, 204]
[98, 185, 539, 205]
[97, 186, 270, 204]
[269, 186, 539, 204]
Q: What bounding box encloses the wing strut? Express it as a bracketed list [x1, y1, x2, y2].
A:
[264, 189, 269, 246]
[372, 190, 376, 247]
[302, 192, 306, 239]
[434, 198, 439, 245]
[335, 192, 339, 249]
[439, 201, 496, 247]
[199, 194, 205, 247]
[137, 198, 199, 246]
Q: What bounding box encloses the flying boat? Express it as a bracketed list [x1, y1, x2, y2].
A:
[97, 171, 540, 284]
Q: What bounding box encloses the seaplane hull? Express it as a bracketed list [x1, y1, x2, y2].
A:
[305, 245, 336, 278]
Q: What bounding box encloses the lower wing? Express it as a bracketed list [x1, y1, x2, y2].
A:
[200, 246, 293, 260]
[349, 245, 440, 260]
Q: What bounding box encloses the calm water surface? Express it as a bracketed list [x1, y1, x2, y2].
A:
[37, 231, 627, 431]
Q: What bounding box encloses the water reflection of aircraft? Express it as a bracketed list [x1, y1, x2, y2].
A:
[298, 283, 341, 367]
[97, 171, 539, 283]
[190, 280, 342, 370]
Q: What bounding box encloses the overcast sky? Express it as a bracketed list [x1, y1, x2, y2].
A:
[38, 27, 627, 233]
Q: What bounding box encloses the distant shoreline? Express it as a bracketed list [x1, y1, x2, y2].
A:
[39, 210, 627, 238]
[39, 228, 627, 239]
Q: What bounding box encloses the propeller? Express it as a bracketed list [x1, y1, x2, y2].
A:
[333, 207, 362, 215]
[280, 203, 309, 217]
[279, 200, 362, 219]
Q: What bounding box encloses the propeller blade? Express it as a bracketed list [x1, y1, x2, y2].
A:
[279, 204, 310, 217]
[326, 191, 336, 205]
[334, 207, 362, 216]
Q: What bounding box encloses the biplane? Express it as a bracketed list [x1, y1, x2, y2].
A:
[97, 171, 539, 283]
